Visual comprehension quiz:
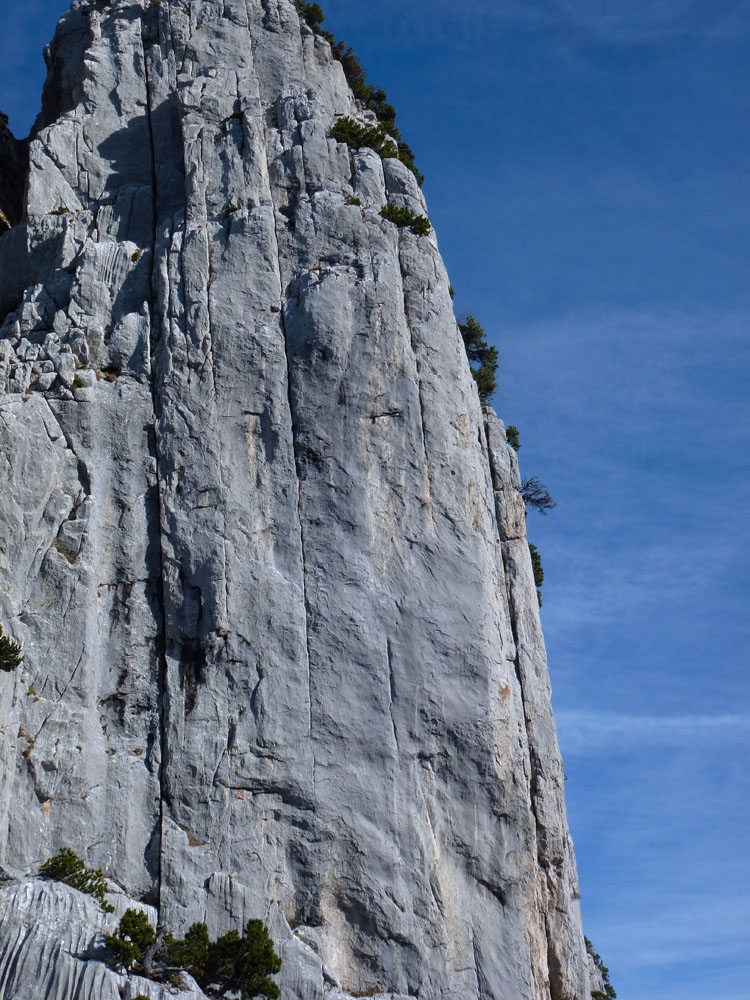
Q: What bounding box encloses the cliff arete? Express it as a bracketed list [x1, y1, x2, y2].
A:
[0, 2, 596, 998]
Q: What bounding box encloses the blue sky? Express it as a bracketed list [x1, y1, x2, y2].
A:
[2, 2, 749, 998]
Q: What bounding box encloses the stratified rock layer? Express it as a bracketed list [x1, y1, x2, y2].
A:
[0, 3, 591, 998]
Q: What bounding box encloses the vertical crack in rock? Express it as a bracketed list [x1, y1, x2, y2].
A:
[141, 7, 171, 914]
[261, 89, 316, 802]
[393, 233, 434, 519]
[385, 637, 398, 752]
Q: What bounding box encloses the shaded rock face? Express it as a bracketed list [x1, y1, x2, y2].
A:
[0, 2, 592, 999]
[0, 115, 27, 234]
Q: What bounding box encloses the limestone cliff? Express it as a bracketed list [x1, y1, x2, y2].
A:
[0, 2, 593, 998]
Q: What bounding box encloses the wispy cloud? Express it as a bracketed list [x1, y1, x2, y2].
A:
[557, 708, 750, 754]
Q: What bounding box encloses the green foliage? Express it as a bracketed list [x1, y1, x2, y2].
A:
[162, 921, 210, 975]
[458, 316, 498, 404]
[586, 938, 617, 999]
[529, 543, 544, 608]
[204, 919, 282, 1000]
[329, 117, 397, 160]
[39, 848, 114, 912]
[379, 202, 431, 236]
[295, 1, 325, 33]
[505, 425, 520, 451]
[297, 0, 424, 184]
[106, 908, 156, 970]
[0, 625, 22, 672]
[154, 918, 281, 999]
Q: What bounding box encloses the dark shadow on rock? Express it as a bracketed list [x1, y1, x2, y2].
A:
[0, 224, 31, 323]
[0, 115, 28, 234]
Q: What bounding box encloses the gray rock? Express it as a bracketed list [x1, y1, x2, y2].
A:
[0, 874, 208, 1000]
[0, 2, 595, 999]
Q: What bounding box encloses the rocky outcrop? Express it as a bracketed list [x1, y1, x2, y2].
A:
[0, 2, 593, 998]
[0, 868, 208, 1000]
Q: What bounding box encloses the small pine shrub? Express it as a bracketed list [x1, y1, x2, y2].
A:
[295, 1, 325, 33]
[150, 917, 282, 999]
[204, 919, 282, 1000]
[505, 425, 520, 451]
[296, 0, 424, 184]
[328, 117, 423, 186]
[586, 938, 617, 999]
[529, 543, 544, 608]
[106, 908, 156, 970]
[379, 203, 431, 236]
[329, 117, 397, 160]
[162, 921, 210, 975]
[0, 625, 22, 672]
[40, 848, 114, 912]
[458, 316, 498, 404]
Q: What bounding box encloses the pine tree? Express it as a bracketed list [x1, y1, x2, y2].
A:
[205, 919, 282, 1000]
[458, 316, 499, 404]
[0, 625, 22, 672]
[40, 848, 113, 911]
[106, 909, 156, 970]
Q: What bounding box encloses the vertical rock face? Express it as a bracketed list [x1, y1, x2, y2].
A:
[0, 3, 591, 999]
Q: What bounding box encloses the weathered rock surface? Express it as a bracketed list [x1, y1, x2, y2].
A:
[0, 869, 208, 1000]
[0, 2, 593, 998]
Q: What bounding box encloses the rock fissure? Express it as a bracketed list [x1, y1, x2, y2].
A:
[140, 7, 172, 918]
[393, 232, 433, 523]
[259, 26, 317, 804]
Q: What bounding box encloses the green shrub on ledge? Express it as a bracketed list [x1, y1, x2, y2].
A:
[329, 117, 397, 160]
[296, 0, 424, 184]
[458, 315, 498, 404]
[39, 848, 114, 912]
[106, 908, 156, 970]
[0, 625, 22, 672]
[529, 543, 544, 608]
[203, 919, 282, 1000]
[379, 202, 431, 236]
[162, 920, 210, 974]
[506, 425, 520, 451]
